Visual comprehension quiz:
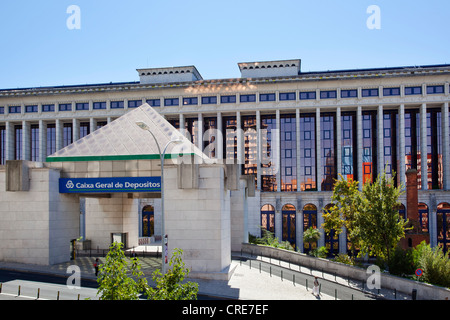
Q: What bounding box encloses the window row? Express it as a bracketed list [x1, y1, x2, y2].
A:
[1, 85, 445, 114]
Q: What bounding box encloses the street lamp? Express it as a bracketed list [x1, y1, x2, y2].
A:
[136, 121, 183, 275]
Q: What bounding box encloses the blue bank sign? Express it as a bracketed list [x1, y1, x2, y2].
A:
[59, 177, 161, 194]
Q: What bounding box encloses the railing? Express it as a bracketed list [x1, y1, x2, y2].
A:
[238, 243, 450, 300]
[76, 247, 161, 258]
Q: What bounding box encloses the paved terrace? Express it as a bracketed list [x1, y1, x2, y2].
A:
[0, 245, 412, 301]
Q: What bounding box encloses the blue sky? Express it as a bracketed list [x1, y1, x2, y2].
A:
[0, 0, 449, 89]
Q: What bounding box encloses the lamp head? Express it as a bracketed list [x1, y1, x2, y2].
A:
[135, 121, 150, 131]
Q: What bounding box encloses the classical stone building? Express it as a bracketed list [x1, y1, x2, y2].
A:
[0, 59, 449, 261]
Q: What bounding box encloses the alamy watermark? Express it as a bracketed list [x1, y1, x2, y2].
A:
[66, 5, 81, 30]
[66, 265, 81, 289]
[366, 5, 381, 30]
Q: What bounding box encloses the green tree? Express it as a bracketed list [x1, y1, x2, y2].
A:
[303, 226, 321, 254]
[97, 242, 148, 300]
[357, 171, 407, 265]
[147, 248, 199, 300]
[322, 175, 362, 256]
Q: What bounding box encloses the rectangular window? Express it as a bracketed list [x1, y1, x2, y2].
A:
[111, 101, 124, 109]
[0, 126, 5, 165]
[427, 85, 444, 94]
[221, 95, 236, 104]
[93, 102, 106, 110]
[320, 90, 337, 99]
[341, 89, 357, 98]
[183, 97, 198, 105]
[47, 124, 56, 156]
[202, 96, 217, 105]
[42, 104, 55, 112]
[0, 107, 4, 114]
[383, 87, 400, 96]
[405, 86, 422, 95]
[260, 93, 276, 102]
[164, 98, 179, 106]
[279, 92, 296, 101]
[240, 94, 256, 103]
[76, 103, 89, 111]
[59, 104, 72, 112]
[30, 124, 39, 162]
[9, 106, 21, 114]
[362, 88, 379, 97]
[261, 114, 276, 191]
[14, 125, 22, 160]
[128, 100, 142, 108]
[26, 105, 38, 113]
[63, 123, 73, 147]
[299, 114, 316, 190]
[146, 99, 161, 107]
[300, 91, 316, 100]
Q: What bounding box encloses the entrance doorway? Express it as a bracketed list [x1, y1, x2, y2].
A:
[282, 204, 296, 249]
[142, 205, 154, 237]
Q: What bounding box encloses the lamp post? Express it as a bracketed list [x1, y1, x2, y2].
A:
[136, 121, 183, 275]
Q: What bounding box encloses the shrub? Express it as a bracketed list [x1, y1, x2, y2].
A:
[414, 242, 450, 288]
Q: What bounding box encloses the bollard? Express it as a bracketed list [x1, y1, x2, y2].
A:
[270, 266, 272, 277]
[394, 288, 397, 300]
[57, 291, 60, 300]
[78, 294, 80, 300]
[412, 289, 417, 300]
[259, 262, 261, 273]
[18, 285, 21, 296]
[293, 274, 295, 286]
[0, 283, 2, 294]
[335, 288, 337, 300]
[306, 279, 308, 290]
[281, 270, 283, 281]
[37, 288, 40, 300]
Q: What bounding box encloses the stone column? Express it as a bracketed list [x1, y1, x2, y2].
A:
[296, 109, 301, 192]
[256, 110, 261, 191]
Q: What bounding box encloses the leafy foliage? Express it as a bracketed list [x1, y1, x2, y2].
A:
[249, 228, 294, 251]
[413, 241, 450, 288]
[97, 242, 148, 300]
[323, 171, 408, 265]
[357, 172, 408, 263]
[147, 248, 199, 300]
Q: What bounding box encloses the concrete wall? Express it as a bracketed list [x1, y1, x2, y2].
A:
[164, 164, 232, 280]
[85, 194, 139, 250]
[0, 163, 80, 265]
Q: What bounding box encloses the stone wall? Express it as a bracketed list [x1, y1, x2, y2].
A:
[0, 162, 80, 265]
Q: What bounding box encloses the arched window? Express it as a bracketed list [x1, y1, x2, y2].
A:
[282, 204, 296, 249]
[142, 205, 154, 237]
[418, 203, 429, 233]
[437, 202, 450, 254]
[303, 203, 317, 253]
[397, 203, 406, 221]
[323, 204, 339, 257]
[261, 204, 275, 236]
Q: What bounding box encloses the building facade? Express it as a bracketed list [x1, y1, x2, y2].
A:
[1, 59, 449, 255]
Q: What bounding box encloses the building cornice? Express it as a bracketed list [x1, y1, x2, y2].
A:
[1, 64, 449, 98]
